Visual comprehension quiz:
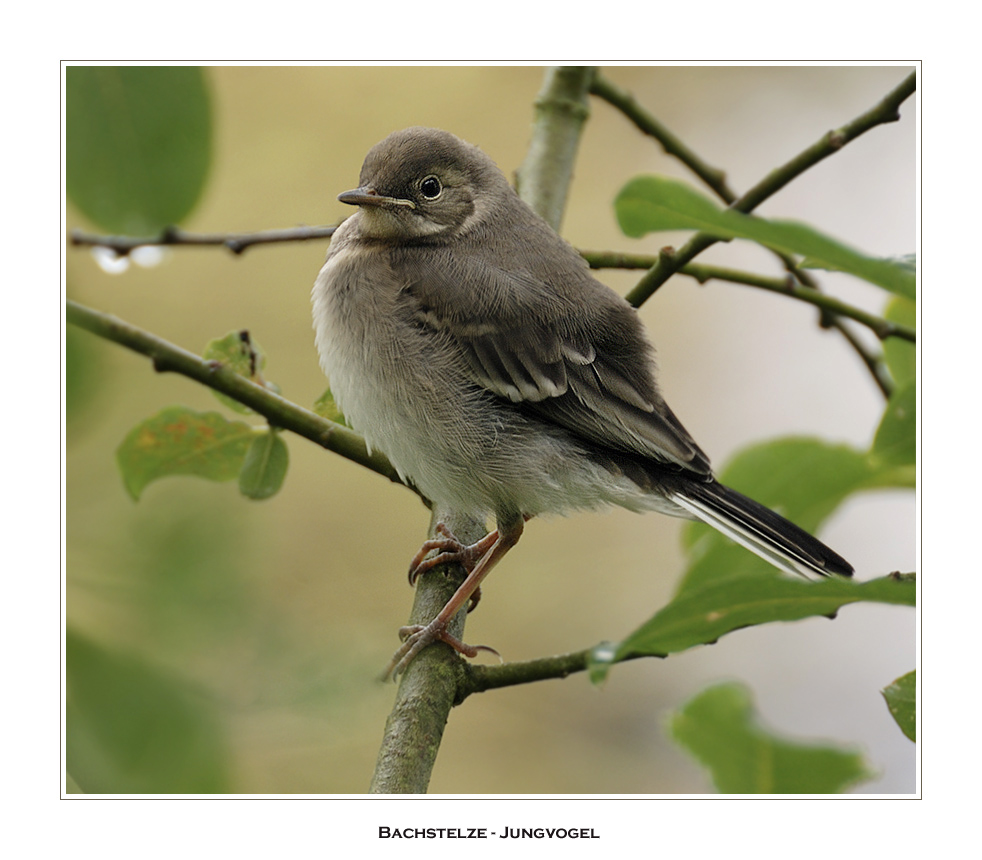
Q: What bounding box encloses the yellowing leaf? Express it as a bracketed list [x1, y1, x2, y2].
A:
[116, 407, 253, 500]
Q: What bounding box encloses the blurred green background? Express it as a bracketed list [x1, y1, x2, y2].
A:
[65, 65, 916, 794]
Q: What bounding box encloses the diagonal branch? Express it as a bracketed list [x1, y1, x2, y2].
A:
[65, 299, 404, 486]
[624, 71, 916, 306]
[596, 71, 915, 399]
[590, 71, 824, 292]
[590, 72, 738, 203]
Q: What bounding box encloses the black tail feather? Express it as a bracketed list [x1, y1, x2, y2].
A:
[668, 478, 854, 579]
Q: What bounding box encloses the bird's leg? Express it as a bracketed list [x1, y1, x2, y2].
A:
[383, 515, 525, 679]
[407, 522, 499, 613]
[407, 522, 499, 586]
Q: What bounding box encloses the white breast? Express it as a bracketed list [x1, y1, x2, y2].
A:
[312, 237, 502, 516]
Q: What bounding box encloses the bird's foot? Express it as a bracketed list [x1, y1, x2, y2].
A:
[407, 523, 498, 611]
[384, 516, 525, 678]
[407, 523, 498, 583]
[381, 618, 501, 680]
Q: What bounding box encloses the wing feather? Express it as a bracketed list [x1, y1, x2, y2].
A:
[394, 232, 711, 473]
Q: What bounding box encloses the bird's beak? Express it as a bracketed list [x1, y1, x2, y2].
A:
[338, 187, 416, 210]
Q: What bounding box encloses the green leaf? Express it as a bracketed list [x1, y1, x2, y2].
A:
[615, 175, 914, 299]
[595, 573, 914, 666]
[705, 439, 874, 534]
[887, 253, 917, 273]
[799, 251, 916, 280]
[203, 330, 266, 377]
[588, 436, 916, 677]
[616, 175, 728, 233]
[238, 430, 289, 500]
[66, 66, 212, 234]
[203, 331, 268, 415]
[66, 629, 230, 793]
[588, 430, 918, 680]
[669, 683, 874, 793]
[871, 381, 916, 467]
[313, 388, 348, 425]
[883, 296, 916, 389]
[116, 407, 254, 500]
[881, 670, 916, 741]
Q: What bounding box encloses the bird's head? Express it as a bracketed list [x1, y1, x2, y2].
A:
[338, 127, 506, 243]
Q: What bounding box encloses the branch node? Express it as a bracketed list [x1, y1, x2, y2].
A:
[874, 321, 894, 340]
[534, 94, 591, 122]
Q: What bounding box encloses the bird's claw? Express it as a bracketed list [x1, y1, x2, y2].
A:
[380, 619, 501, 680]
[407, 523, 497, 585]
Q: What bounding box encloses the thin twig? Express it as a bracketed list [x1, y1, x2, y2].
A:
[681, 261, 914, 347]
[581, 251, 914, 343]
[70, 224, 338, 256]
[457, 650, 652, 700]
[828, 319, 895, 398]
[590, 72, 737, 203]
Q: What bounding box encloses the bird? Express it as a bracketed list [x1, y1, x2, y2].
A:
[311, 127, 853, 678]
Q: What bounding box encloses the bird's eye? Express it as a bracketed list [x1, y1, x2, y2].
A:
[419, 175, 443, 199]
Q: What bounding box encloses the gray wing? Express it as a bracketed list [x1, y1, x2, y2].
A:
[394, 241, 711, 475]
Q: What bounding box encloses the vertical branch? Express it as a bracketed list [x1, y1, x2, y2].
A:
[516, 66, 597, 230]
[369, 511, 486, 794]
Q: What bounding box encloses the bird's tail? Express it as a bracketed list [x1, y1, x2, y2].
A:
[668, 479, 854, 579]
